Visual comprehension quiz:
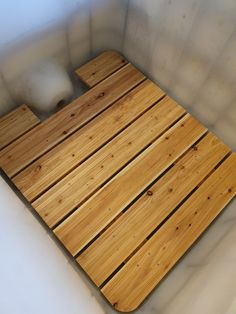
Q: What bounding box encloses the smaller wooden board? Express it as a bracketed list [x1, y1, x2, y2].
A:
[75, 51, 128, 87]
[0, 105, 40, 151]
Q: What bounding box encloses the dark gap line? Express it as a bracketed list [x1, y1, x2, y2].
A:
[86, 132, 209, 282]
[145, 152, 232, 241]
[170, 131, 209, 166]
[98, 150, 232, 289]
[74, 127, 207, 259]
[81, 60, 129, 89]
[139, 194, 236, 309]
[11, 77, 147, 179]
[119, 131, 209, 214]
[90, 59, 131, 84]
[95, 131, 209, 246]
[0, 121, 41, 152]
[30, 93, 167, 203]
[52, 112, 188, 231]
[99, 263, 125, 290]
[75, 210, 126, 259]
[195, 151, 232, 188]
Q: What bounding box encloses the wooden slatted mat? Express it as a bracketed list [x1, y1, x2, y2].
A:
[1, 51, 235, 312]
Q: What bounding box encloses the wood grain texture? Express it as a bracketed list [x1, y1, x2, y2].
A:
[75, 51, 128, 87]
[55, 114, 207, 256]
[0, 105, 40, 151]
[78, 133, 230, 286]
[13, 80, 164, 201]
[0, 64, 145, 177]
[1, 53, 235, 313]
[33, 96, 185, 227]
[101, 153, 236, 312]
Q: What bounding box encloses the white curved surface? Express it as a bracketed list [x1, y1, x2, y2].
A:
[17, 60, 73, 113]
[0, 177, 104, 314]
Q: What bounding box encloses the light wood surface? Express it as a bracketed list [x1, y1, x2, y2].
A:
[78, 133, 230, 286]
[0, 64, 145, 177]
[75, 51, 128, 87]
[33, 96, 184, 227]
[0, 105, 40, 151]
[101, 153, 236, 312]
[1, 52, 235, 312]
[55, 114, 207, 255]
[13, 80, 164, 201]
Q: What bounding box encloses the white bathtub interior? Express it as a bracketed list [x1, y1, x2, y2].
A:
[0, 1, 235, 313]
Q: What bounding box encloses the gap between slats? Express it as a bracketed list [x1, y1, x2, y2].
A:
[54, 114, 207, 255]
[75, 51, 128, 88]
[18, 84, 166, 203]
[44, 111, 187, 230]
[1, 64, 145, 178]
[74, 132, 209, 260]
[12, 75, 146, 178]
[100, 153, 236, 312]
[0, 121, 41, 152]
[97, 151, 232, 289]
[0, 105, 40, 151]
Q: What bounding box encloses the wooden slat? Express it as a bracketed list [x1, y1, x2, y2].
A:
[55, 114, 207, 256]
[101, 153, 236, 312]
[33, 96, 185, 227]
[13, 80, 165, 201]
[75, 51, 128, 87]
[78, 133, 230, 286]
[0, 64, 145, 177]
[0, 105, 40, 151]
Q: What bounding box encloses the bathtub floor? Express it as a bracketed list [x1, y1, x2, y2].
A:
[0, 51, 235, 313]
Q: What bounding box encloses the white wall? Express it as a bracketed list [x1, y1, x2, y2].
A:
[122, 0, 236, 150]
[90, 0, 128, 53]
[0, 0, 90, 114]
[0, 177, 104, 314]
[0, 0, 129, 116]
